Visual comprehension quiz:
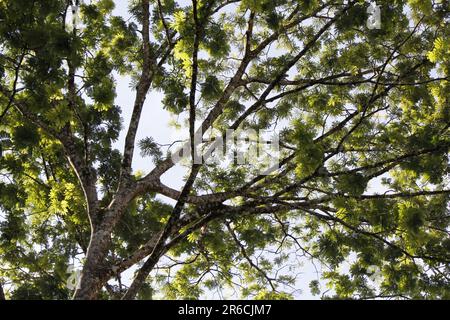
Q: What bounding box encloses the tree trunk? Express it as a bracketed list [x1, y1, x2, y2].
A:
[73, 194, 135, 299]
[73, 229, 112, 299]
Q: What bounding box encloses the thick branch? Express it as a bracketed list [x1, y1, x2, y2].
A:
[120, 0, 153, 180]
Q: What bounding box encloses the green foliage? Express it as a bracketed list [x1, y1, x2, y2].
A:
[293, 120, 323, 177]
[202, 23, 230, 58]
[309, 280, 321, 296]
[161, 78, 189, 114]
[139, 137, 163, 164]
[201, 75, 222, 102]
[398, 202, 425, 236]
[11, 124, 40, 150]
[335, 173, 368, 196]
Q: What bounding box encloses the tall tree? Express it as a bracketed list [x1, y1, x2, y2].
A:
[0, 0, 449, 300]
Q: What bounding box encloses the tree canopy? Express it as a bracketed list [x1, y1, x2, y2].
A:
[0, 0, 449, 300]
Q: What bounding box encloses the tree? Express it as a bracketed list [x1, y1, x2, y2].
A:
[0, 0, 449, 300]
